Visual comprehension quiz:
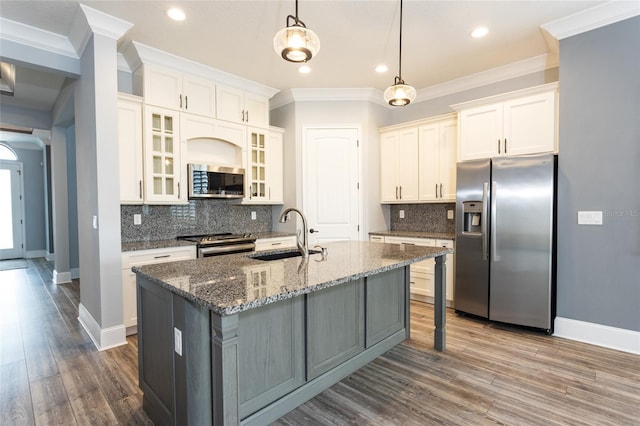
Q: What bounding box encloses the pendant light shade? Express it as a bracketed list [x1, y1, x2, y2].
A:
[273, 0, 320, 63]
[384, 77, 417, 106]
[385, 0, 416, 106]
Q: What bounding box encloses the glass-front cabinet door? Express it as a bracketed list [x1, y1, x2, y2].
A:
[144, 106, 184, 204]
[248, 129, 267, 201]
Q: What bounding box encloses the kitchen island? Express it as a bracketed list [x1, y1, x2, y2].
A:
[133, 240, 451, 426]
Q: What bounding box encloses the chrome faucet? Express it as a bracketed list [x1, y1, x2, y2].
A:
[279, 207, 309, 258]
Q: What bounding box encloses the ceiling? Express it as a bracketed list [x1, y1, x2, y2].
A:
[0, 0, 608, 115]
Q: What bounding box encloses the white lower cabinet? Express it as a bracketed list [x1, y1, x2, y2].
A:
[254, 235, 297, 252]
[370, 235, 455, 304]
[121, 245, 196, 335]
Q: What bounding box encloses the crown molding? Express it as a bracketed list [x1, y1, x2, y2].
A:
[69, 4, 133, 55]
[0, 18, 80, 77]
[541, 0, 640, 41]
[123, 41, 279, 99]
[270, 88, 385, 110]
[271, 54, 557, 109]
[414, 53, 558, 104]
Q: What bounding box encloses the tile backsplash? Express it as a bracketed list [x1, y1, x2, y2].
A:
[390, 203, 456, 234]
[121, 200, 272, 242]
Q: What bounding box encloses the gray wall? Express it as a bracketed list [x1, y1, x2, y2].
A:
[557, 16, 640, 332]
[9, 144, 47, 254]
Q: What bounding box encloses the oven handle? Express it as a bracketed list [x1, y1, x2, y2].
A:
[199, 243, 256, 257]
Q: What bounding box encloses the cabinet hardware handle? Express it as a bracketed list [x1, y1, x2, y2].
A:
[435, 184, 438, 198]
[154, 254, 171, 259]
[179, 94, 182, 109]
[241, 110, 245, 122]
[396, 186, 398, 199]
[177, 182, 180, 198]
[498, 139, 501, 154]
[309, 228, 319, 233]
[139, 180, 142, 199]
[440, 183, 443, 198]
[246, 110, 249, 122]
[185, 95, 188, 110]
[271, 242, 282, 246]
[504, 138, 507, 154]
[399, 186, 402, 199]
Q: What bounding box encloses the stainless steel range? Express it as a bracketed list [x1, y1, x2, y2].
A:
[177, 233, 256, 258]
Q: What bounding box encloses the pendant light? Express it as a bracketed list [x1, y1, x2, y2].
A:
[383, 0, 416, 106]
[273, 0, 320, 63]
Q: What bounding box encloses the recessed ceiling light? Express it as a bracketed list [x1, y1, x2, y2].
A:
[471, 26, 489, 38]
[167, 7, 186, 21]
[299, 65, 311, 74]
[375, 64, 388, 73]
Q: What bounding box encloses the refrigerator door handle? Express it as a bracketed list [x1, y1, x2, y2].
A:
[490, 181, 499, 261]
[482, 182, 489, 260]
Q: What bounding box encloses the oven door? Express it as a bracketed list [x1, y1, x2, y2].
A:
[198, 242, 256, 258]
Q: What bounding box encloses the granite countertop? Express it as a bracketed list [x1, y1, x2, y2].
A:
[251, 231, 296, 240]
[369, 230, 456, 240]
[133, 240, 452, 316]
[122, 232, 296, 253]
[121, 239, 196, 252]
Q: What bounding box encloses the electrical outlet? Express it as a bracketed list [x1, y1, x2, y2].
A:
[92, 215, 98, 230]
[447, 210, 454, 220]
[399, 210, 405, 219]
[251, 211, 257, 220]
[578, 211, 603, 225]
[133, 214, 142, 225]
[174, 327, 183, 356]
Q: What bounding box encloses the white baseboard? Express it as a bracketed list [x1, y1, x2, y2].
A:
[53, 270, 72, 284]
[554, 317, 640, 355]
[78, 303, 127, 351]
[26, 250, 46, 259]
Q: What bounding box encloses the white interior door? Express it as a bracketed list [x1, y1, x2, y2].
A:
[304, 128, 360, 245]
[0, 162, 25, 260]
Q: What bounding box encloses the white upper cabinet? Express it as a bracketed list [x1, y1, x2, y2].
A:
[453, 83, 558, 161]
[143, 64, 216, 117]
[143, 105, 187, 204]
[217, 84, 269, 128]
[380, 114, 457, 204]
[118, 94, 144, 204]
[380, 128, 419, 203]
[418, 119, 457, 202]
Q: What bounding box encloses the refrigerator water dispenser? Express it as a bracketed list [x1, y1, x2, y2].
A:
[462, 201, 483, 234]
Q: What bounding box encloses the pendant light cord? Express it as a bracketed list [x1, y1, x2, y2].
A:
[398, 0, 403, 82]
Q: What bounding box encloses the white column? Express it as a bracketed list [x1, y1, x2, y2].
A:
[50, 126, 71, 284]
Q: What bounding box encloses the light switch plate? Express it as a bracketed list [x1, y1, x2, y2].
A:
[251, 211, 257, 220]
[174, 327, 183, 356]
[399, 210, 405, 219]
[578, 211, 603, 225]
[447, 210, 454, 220]
[133, 214, 142, 225]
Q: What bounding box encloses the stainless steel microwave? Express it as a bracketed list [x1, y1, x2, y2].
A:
[187, 164, 245, 199]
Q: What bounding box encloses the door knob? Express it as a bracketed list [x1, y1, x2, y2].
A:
[309, 228, 319, 233]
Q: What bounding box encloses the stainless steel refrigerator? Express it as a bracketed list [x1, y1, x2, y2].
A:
[455, 153, 556, 332]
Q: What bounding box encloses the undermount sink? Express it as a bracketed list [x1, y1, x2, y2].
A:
[251, 249, 321, 261]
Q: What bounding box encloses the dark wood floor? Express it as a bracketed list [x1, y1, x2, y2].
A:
[1, 259, 639, 425]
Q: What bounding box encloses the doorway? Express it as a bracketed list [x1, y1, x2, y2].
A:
[303, 127, 361, 245]
[0, 160, 25, 260]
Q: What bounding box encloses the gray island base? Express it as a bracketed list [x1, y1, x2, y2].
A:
[133, 241, 452, 425]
